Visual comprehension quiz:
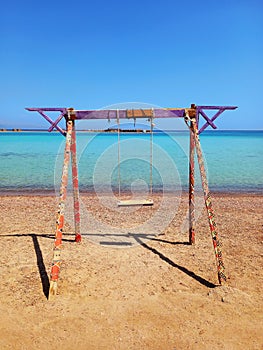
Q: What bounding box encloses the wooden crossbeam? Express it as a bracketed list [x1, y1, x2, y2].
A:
[126, 109, 153, 118]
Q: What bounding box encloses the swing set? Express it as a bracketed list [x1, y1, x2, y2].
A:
[26, 104, 237, 297]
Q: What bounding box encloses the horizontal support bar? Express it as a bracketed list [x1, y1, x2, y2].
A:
[196, 106, 238, 110]
[26, 106, 237, 126]
[71, 108, 186, 119]
[26, 108, 67, 113]
[26, 107, 191, 119]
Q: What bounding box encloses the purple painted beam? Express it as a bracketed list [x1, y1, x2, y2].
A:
[26, 108, 67, 112]
[72, 108, 186, 120]
[26, 107, 186, 123]
[196, 106, 237, 110]
[27, 107, 186, 121]
[26, 106, 237, 134]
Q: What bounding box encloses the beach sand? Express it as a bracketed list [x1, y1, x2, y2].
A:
[0, 193, 262, 349]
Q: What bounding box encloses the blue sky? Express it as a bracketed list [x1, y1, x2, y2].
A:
[1, 0, 262, 130]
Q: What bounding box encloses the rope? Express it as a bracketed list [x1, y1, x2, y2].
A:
[117, 110, 121, 198]
[117, 108, 154, 201]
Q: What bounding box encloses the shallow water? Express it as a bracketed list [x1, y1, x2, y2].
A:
[0, 131, 262, 193]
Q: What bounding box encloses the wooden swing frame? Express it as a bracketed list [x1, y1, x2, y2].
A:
[26, 104, 237, 298]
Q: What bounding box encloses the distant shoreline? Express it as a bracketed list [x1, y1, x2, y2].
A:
[0, 129, 262, 133]
[0, 128, 150, 133]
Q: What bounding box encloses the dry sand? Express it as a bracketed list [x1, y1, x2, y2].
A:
[0, 193, 262, 349]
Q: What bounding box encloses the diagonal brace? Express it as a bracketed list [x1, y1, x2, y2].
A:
[198, 109, 224, 134]
[38, 110, 66, 136]
[48, 113, 64, 132]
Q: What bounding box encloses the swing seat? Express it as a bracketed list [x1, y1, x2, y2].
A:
[117, 199, 154, 207]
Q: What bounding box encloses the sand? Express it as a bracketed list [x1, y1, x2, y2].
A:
[0, 193, 262, 349]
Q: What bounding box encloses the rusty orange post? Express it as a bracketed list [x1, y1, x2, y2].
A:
[189, 120, 195, 244]
[191, 118, 226, 284]
[49, 118, 73, 297]
[70, 118, 81, 243]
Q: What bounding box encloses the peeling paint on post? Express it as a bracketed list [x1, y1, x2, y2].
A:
[70, 117, 81, 243]
[189, 121, 195, 244]
[191, 119, 226, 284]
[49, 119, 73, 297]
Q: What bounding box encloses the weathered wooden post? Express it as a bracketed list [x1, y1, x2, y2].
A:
[191, 118, 226, 284]
[49, 117, 73, 297]
[188, 106, 196, 244]
[69, 109, 81, 243]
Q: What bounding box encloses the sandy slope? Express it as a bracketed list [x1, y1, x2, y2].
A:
[0, 193, 262, 349]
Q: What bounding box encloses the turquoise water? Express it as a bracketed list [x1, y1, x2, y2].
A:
[0, 131, 262, 193]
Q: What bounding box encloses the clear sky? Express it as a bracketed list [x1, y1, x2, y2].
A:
[1, 0, 262, 130]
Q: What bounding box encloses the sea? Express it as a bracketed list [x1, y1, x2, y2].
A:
[0, 130, 262, 194]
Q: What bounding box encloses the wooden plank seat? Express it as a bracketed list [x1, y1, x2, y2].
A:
[117, 199, 154, 207]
